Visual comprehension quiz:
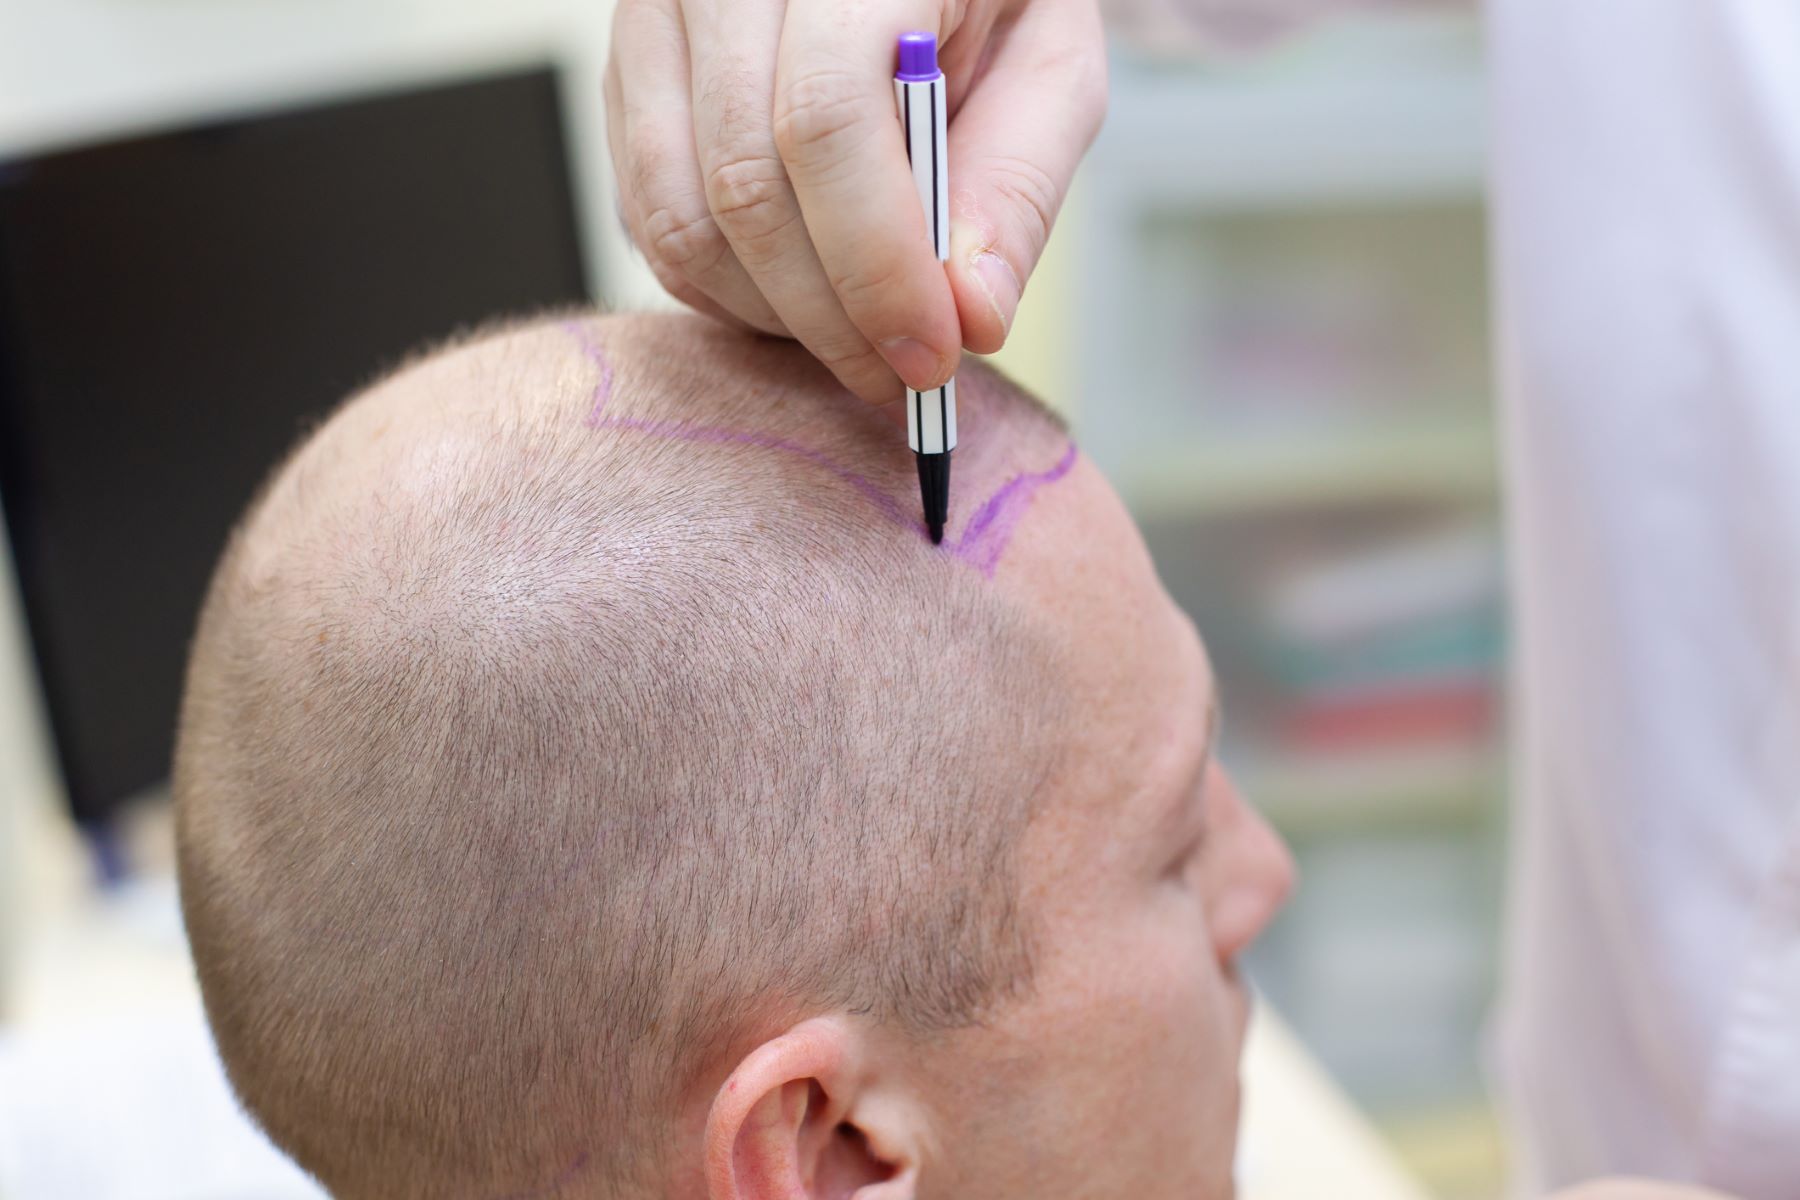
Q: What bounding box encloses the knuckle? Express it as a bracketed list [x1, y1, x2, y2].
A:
[703, 147, 798, 250]
[772, 68, 871, 169]
[811, 330, 886, 379]
[985, 154, 1061, 254]
[826, 255, 907, 319]
[641, 197, 731, 277]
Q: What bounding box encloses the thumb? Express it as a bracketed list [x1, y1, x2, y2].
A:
[946, 0, 1107, 354]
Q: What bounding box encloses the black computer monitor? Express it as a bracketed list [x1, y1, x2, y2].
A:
[0, 65, 592, 832]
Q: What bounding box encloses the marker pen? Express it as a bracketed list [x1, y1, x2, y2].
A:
[895, 30, 954, 544]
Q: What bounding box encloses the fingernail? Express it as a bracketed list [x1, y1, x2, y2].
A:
[971, 251, 1021, 335]
[879, 336, 950, 392]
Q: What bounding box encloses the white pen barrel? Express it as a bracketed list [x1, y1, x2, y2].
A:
[894, 75, 948, 262]
[895, 73, 957, 456]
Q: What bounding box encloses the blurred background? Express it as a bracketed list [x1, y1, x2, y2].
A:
[0, 1, 1500, 1197]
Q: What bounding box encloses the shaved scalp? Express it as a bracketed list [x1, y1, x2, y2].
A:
[174, 312, 1075, 1199]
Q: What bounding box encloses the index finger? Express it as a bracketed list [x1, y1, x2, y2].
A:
[773, 1, 962, 394]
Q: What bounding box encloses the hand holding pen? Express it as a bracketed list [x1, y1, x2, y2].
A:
[603, 0, 1108, 404]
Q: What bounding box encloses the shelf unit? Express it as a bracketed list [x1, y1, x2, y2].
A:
[1073, 45, 1488, 487]
[1232, 747, 1504, 836]
[1123, 418, 1497, 521]
[1032, 18, 1505, 1192]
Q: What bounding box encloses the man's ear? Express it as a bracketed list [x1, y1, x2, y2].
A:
[703, 1016, 921, 1200]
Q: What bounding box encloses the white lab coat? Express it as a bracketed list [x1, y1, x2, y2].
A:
[1489, 4, 1800, 1198]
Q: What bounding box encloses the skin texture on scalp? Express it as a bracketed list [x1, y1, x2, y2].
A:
[173, 312, 1078, 1200]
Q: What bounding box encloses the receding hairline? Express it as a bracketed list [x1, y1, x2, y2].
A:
[231, 308, 1074, 584]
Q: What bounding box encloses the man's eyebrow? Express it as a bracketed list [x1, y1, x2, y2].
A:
[1150, 689, 1219, 846]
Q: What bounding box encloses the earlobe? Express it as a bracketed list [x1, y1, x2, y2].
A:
[703, 1017, 919, 1200]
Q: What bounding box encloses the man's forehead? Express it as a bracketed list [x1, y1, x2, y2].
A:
[988, 458, 1213, 825]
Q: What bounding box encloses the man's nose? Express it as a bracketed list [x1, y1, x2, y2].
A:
[1206, 769, 1296, 964]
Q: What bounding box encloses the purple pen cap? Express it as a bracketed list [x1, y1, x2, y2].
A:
[897, 31, 940, 81]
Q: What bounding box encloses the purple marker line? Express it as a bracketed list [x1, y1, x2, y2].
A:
[559, 322, 1077, 575]
[597, 413, 917, 534]
[947, 439, 1079, 578]
[562, 320, 613, 427]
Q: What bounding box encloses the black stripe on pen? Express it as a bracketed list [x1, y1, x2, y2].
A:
[928, 83, 940, 258]
[938, 387, 947, 451]
[903, 85, 912, 171]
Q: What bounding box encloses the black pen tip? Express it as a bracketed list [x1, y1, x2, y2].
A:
[916, 451, 951, 547]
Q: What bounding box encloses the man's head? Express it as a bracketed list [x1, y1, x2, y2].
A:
[174, 312, 1292, 1200]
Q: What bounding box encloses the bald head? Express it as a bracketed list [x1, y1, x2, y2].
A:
[174, 312, 1080, 1199]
